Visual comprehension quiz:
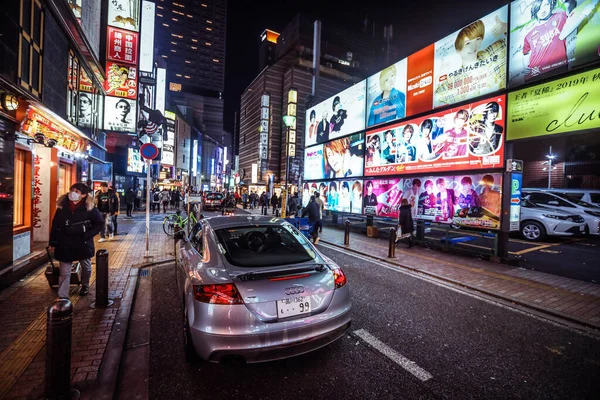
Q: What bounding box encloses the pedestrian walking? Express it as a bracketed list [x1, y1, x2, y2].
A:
[271, 193, 279, 215]
[242, 192, 248, 209]
[314, 192, 324, 233]
[288, 192, 299, 217]
[94, 182, 118, 242]
[48, 183, 103, 298]
[397, 199, 414, 248]
[302, 195, 322, 245]
[152, 188, 161, 213]
[135, 185, 142, 211]
[110, 186, 120, 235]
[260, 191, 268, 215]
[173, 189, 181, 210]
[160, 188, 170, 213]
[125, 187, 135, 218]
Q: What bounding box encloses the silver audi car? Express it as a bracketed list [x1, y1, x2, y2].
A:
[174, 215, 352, 363]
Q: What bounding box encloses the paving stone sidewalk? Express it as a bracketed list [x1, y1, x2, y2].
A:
[0, 216, 173, 400]
[319, 227, 600, 330]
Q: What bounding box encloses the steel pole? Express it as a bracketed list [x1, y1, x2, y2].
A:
[388, 228, 396, 258]
[344, 220, 350, 246]
[146, 159, 151, 256]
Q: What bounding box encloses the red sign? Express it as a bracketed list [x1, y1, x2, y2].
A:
[406, 44, 434, 117]
[107, 27, 138, 65]
[104, 62, 137, 99]
[365, 95, 506, 176]
[79, 68, 94, 93]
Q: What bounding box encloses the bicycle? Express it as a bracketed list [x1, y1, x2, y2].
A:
[163, 206, 200, 236]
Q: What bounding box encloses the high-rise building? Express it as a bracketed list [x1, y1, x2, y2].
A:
[154, 0, 227, 95]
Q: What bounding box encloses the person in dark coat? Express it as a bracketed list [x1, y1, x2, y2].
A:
[271, 193, 279, 215]
[302, 195, 322, 244]
[397, 199, 414, 248]
[125, 188, 135, 218]
[48, 183, 104, 298]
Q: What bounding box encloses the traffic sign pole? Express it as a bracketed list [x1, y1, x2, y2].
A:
[146, 159, 151, 258]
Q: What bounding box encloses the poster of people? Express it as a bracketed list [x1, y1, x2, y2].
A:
[105, 62, 138, 99]
[301, 180, 364, 214]
[302, 133, 365, 181]
[78, 93, 93, 128]
[108, 0, 140, 32]
[357, 173, 502, 228]
[366, 59, 408, 128]
[509, 0, 600, 87]
[433, 6, 508, 108]
[305, 81, 366, 147]
[103, 96, 136, 132]
[364, 95, 505, 176]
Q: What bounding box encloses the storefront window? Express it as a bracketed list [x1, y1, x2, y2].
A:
[58, 163, 73, 199]
[13, 150, 26, 227]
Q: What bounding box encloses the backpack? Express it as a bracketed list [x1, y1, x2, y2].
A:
[153, 192, 160, 202]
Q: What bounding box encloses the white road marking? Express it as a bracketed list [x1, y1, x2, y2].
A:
[319, 243, 600, 340]
[353, 329, 433, 382]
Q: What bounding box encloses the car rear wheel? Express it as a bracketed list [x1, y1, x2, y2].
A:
[521, 221, 546, 241]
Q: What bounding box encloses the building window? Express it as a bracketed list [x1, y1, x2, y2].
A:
[66, 50, 79, 125]
[13, 150, 27, 228]
[18, 0, 44, 96]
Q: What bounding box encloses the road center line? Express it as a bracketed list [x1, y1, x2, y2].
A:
[353, 329, 433, 382]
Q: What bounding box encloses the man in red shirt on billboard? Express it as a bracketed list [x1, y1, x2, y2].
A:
[522, 0, 568, 80]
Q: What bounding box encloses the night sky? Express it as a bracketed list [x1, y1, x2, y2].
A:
[223, 0, 508, 132]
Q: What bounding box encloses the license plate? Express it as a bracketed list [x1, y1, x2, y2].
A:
[276, 296, 311, 318]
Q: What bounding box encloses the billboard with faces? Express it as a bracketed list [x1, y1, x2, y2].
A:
[103, 96, 136, 132]
[433, 6, 508, 108]
[302, 133, 365, 181]
[509, 0, 600, 87]
[301, 180, 364, 214]
[361, 173, 502, 229]
[305, 80, 366, 147]
[364, 95, 506, 176]
[366, 59, 408, 128]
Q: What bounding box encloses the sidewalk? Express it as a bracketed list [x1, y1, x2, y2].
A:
[320, 227, 600, 330]
[237, 205, 600, 330]
[0, 214, 173, 400]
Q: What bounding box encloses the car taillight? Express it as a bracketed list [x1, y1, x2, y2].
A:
[193, 283, 244, 304]
[332, 268, 347, 289]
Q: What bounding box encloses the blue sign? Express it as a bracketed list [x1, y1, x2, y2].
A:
[140, 143, 159, 160]
[510, 173, 523, 232]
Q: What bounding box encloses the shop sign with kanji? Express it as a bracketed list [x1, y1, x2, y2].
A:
[107, 27, 138, 65]
[104, 62, 138, 99]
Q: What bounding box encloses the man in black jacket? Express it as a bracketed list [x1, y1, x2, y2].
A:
[95, 182, 118, 242]
[49, 183, 104, 298]
[125, 187, 135, 218]
[302, 195, 322, 244]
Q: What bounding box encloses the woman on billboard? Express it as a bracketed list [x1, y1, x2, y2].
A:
[435, 177, 456, 221]
[441, 110, 469, 159]
[308, 110, 318, 140]
[323, 136, 362, 179]
[328, 182, 339, 211]
[366, 134, 382, 166]
[381, 130, 397, 164]
[351, 181, 363, 214]
[398, 125, 417, 163]
[367, 64, 406, 126]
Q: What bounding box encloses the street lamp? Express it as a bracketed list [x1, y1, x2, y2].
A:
[542, 145, 557, 189]
[282, 115, 296, 217]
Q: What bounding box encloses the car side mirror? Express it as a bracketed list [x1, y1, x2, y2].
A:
[548, 201, 560, 206]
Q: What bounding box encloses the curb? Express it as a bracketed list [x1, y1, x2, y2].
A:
[84, 258, 175, 400]
[321, 239, 600, 333]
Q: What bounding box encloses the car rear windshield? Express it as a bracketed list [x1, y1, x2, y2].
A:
[207, 194, 223, 200]
[214, 225, 316, 268]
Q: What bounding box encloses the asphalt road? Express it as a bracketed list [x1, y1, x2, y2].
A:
[147, 244, 600, 400]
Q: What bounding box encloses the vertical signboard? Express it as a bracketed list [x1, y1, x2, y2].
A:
[510, 172, 523, 232]
[259, 94, 270, 161]
[107, 27, 139, 65]
[156, 67, 166, 115]
[139, 1, 155, 72]
[104, 62, 138, 99]
[162, 110, 176, 165]
[107, 0, 140, 32]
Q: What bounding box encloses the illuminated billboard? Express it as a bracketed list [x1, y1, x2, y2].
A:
[509, 0, 600, 87]
[301, 180, 364, 214]
[108, 0, 140, 32]
[103, 96, 136, 132]
[366, 59, 408, 127]
[305, 81, 366, 147]
[104, 62, 138, 99]
[303, 133, 365, 181]
[365, 95, 506, 176]
[107, 27, 138, 65]
[433, 6, 508, 108]
[127, 148, 146, 174]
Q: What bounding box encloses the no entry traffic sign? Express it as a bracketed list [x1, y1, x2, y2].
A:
[140, 143, 159, 160]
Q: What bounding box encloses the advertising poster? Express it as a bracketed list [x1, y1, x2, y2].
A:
[366, 59, 408, 127]
[365, 95, 506, 176]
[305, 81, 366, 146]
[406, 45, 435, 116]
[78, 93, 93, 128]
[302, 133, 365, 180]
[127, 148, 146, 174]
[362, 178, 404, 218]
[509, 0, 600, 87]
[104, 62, 138, 99]
[433, 6, 508, 108]
[415, 173, 502, 230]
[301, 180, 364, 214]
[108, 0, 140, 32]
[107, 27, 138, 65]
[507, 68, 600, 140]
[104, 96, 136, 132]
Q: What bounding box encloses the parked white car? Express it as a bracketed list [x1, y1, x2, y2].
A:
[522, 190, 600, 236]
[542, 189, 600, 208]
[519, 198, 586, 241]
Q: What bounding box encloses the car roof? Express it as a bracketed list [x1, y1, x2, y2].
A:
[203, 215, 291, 230]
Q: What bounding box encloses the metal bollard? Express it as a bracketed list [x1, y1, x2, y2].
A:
[388, 228, 396, 258]
[344, 220, 351, 246]
[45, 299, 80, 399]
[91, 249, 113, 308]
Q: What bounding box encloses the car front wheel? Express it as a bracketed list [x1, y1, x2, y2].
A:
[521, 221, 546, 242]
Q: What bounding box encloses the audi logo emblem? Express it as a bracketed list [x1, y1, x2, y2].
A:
[285, 286, 305, 295]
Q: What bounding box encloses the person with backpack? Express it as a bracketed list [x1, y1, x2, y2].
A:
[152, 189, 161, 213]
[125, 187, 135, 218]
[160, 188, 171, 213]
[48, 183, 104, 298]
[94, 182, 118, 242]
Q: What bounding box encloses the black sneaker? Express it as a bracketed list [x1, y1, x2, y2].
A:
[79, 284, 89, 296]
